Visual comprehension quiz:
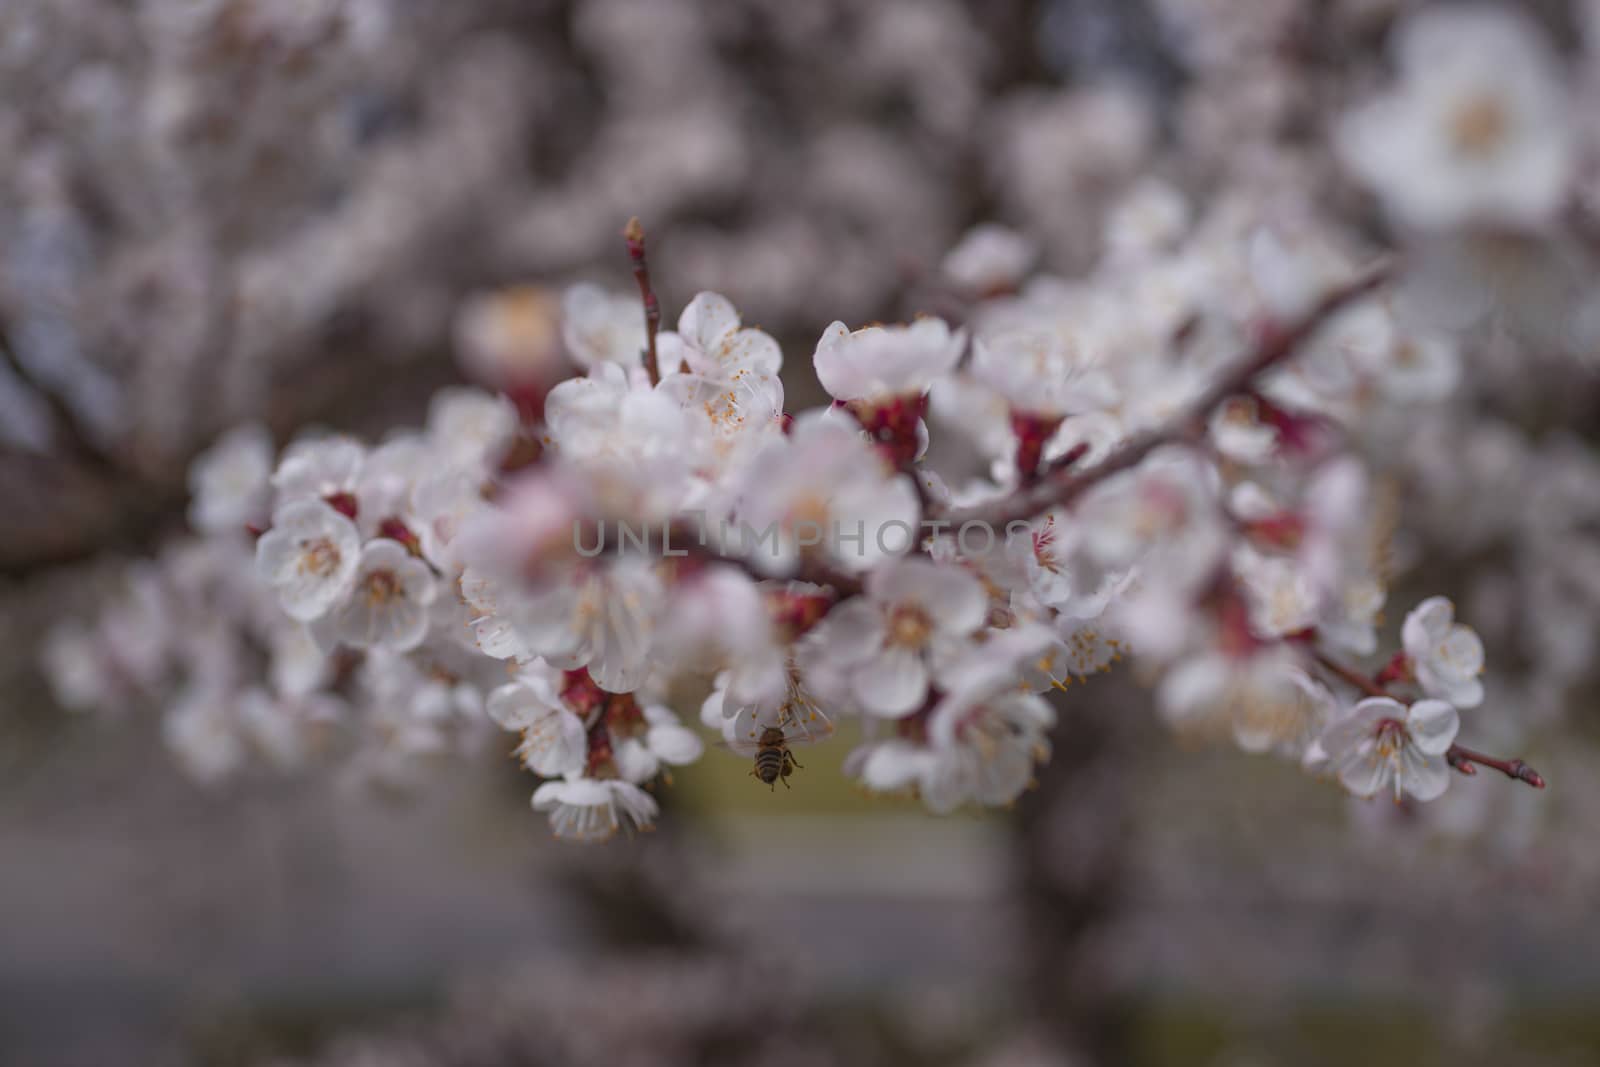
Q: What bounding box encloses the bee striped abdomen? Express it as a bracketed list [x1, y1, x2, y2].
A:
[754, 747, 786, 785]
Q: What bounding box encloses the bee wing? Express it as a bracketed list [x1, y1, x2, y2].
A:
[714, 736, 765, 757]
[779, 705, 835, 746]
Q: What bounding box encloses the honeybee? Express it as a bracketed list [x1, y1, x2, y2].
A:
[722, 696, 833, 791]
[750, 726, 803, 789]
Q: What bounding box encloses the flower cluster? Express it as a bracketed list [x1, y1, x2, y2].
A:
[41, 4, 1570, 843]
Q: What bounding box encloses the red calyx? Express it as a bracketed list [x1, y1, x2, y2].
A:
[378, 517, 424, 557]
[1010, 411, 1065, 487]
[846, 393, 928, 467]
[1243, 511, 1307, 550]
[1245, 391, 1333, 458]
[1375, 651, 1414, 687]
[1214, 586, 1265, 660]
[325, 491, 359, 520]
[561, 668, 606, 718]
[768, 588, 834, 640]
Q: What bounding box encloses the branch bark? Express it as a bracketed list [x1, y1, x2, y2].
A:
[941, 259, 1394, 531]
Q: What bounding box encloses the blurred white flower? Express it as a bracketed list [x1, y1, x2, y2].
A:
[425, 387, 517, 472]
[941, 223, 1036, 294]
[163, 682, 247, 785]
[532, 776, 659, 842]
[454, 284, 568, 392]
[187, 423, 273, 534]
[255, 499, 362, 621]
[812, 317, 963, 402]
[971, 328, 1118, 418]
[612, 704, 704, 784]
[1160, 649, 1332, 756]
[270, 435, 367, 509]
[1337, 6, 1573, 229]
[561, 283, 646, 373]
[330, 539, 438, 652]
[730, 414, 921, 576]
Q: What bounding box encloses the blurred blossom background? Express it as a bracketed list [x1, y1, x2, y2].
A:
[4, 1, 1600, 1065]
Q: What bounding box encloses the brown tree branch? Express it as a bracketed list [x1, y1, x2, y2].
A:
[941, 259, 1394, 531]
[1448, 746, 1547, 788]
[623, 217, 662, 387]
[1311, 648, 1545, 790]
[0, 313, 130, 482]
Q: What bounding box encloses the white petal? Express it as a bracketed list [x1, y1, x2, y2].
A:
[613, 737, 660, 784]
[1320, 696, 1402, 759]
[919, 751, 971, 815]
[1335, 747, 1390, 799]
[1400, 746, 1451, 802]
[851, 646, 929, 718]
[714, 328, 783, 378]
[519, 709, 588, 778]
[1402, 596, 1453, 652]
[646, 721, 704, 765]
[858, 741, 933, 792]
[1405, 698, 1460, 754]
[808, 598, 886, 668]
[679, 291, 740, 351]
[486, 682, 543, 730]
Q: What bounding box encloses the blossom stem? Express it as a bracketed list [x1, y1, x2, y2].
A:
[1311, 649, 1389, 699]
[1313, 648, 1546, 790]
[1446, 745, 1546, 788]
[940, 260, 1394, 530]
[623, 217, 662, 387]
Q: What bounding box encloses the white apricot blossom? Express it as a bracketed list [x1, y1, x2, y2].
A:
[729, 414, 921, 576]
[813, 317, 964, 402]
[612, 705, 704, 785]
[1319, 695, 1460, 802]
[486, 666, 589, 779]
[561, 283, 647, 373]
[1337, 6, 1573, 230]
[1402, 596, 1486, 708]
[270, 435, 367, 507]
[805, 557, 987, 717]
[971, 329, 1118, 418]
[496, 558, 666, 693]
[941, 223, 1036, 295]
[254, 500, 361, 621]
[329, 539, 438, 652]
[532, 776, 659, 842]
[847, 629, 1058, 813]
[187, 423, 274, 534]
[426, 387, 518, 472]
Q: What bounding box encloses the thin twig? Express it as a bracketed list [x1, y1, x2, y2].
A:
[1448, 745, 1546, 788]
[1312, 650, 1388, 699]
[941, 259, 1394, 530]
[1312, 648, 1546, 790]
[623, 217, 662, 387]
